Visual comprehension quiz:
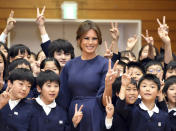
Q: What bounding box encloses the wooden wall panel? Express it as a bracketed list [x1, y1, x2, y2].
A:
[0, 0, 176, 53]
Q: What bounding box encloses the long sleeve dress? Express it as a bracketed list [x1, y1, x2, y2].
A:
[58, 55, 108, 131]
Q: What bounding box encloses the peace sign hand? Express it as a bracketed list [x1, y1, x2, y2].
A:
[105, 96, 114, 119]
[72, 104, 83, 127]
[105, 59, 119, 86]
[158, 80, 165, 102]
[141, 30, 154, 45]
[157, 16, 169, 32]
[104, 41, 113, 59]
[126, 35, 138, 51]
[0, 86, 11, 109]
[121, 67, 131, 87]
[110, 22, 120, 40]
[157, 16, 170, 44]
[36, 6, 46, 26]
[4, 10, 16, 34]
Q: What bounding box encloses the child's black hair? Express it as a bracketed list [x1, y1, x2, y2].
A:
[155, 54, 164, 64]
[120, 50, 136, 60]
[8, 68, 34, 85]
[48, 39, 75, 59]
[139, 58, 152, 69]
[36, 70, 60, 89]
[0, 51, 7, 81]
[8, 44, 31, 62]
[127, 61, 145, 74]
[137, 74, 160, 91]
[144, 60, 163, 73]
[166, 61, 176, 71]
[120, 57, 130, 63]
[7, 58, 32, 74]
[163, 76, 176, 94]
[40, 57, 61, 72]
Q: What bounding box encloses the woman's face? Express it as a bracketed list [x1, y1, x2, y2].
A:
[79, 29, 99, 56]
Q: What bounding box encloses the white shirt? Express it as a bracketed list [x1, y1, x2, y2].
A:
[105, 117, 113, 129]
[9, 99, 21, 110]
[168, 107, 176, 116]
[0, 32, 7, 43]
[41, 34, 50, 43]
[139, 101, 159, 117]
[36, 96, 56, 116]
[168, 107, 176, 113]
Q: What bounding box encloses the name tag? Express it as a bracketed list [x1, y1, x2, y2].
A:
[59, 120, 63, 125]
[158, 122, 161, 127]
[14, 112, 18, 115]
[173, 112, 176, 116]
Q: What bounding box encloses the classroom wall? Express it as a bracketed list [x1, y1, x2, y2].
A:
[0, 0, 176, 53]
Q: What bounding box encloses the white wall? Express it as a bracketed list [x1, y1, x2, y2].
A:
[9, 19, 141, 57]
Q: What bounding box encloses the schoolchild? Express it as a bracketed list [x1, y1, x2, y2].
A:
[40, 57, 61, 75]
[105, 75, 139, 131]
[145, 60, 164, 81]
[165, 61, 176, 79]
[29, 70, 83, 131]
[163, 76, 176, 131]
[36, 6, 74, 69]
[127, 61, 145, 83]
[116, 74, 171, 131]
[0, 68, 35, 131]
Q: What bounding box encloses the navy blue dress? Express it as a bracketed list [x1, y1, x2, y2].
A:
[59, 56, 108, 131]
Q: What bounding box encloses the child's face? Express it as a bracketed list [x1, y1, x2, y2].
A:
[115, 64, 124, 76]
[128, 67, 143, 83]
[54, 50, 71, 67]
[139, 79, 159, 102]
[38, 81, 59, 105]
[146, 65, 163, 81]
[9, 80, 31, 100]
[167, 84, 176, 106]
[43, 61, 60, 75]
[166, 69, 176, 79]
[125, 84, 138, 104]
[0, 55, 4, 73]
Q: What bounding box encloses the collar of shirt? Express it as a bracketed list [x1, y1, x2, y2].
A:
[139, 101, 159, 117]
[36, 96, 56, 116]
[9, 99, 21, 110]
[168, 107, 176, 113]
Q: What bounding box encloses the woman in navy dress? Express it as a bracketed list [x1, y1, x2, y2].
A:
[59, 20, 114, 131]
